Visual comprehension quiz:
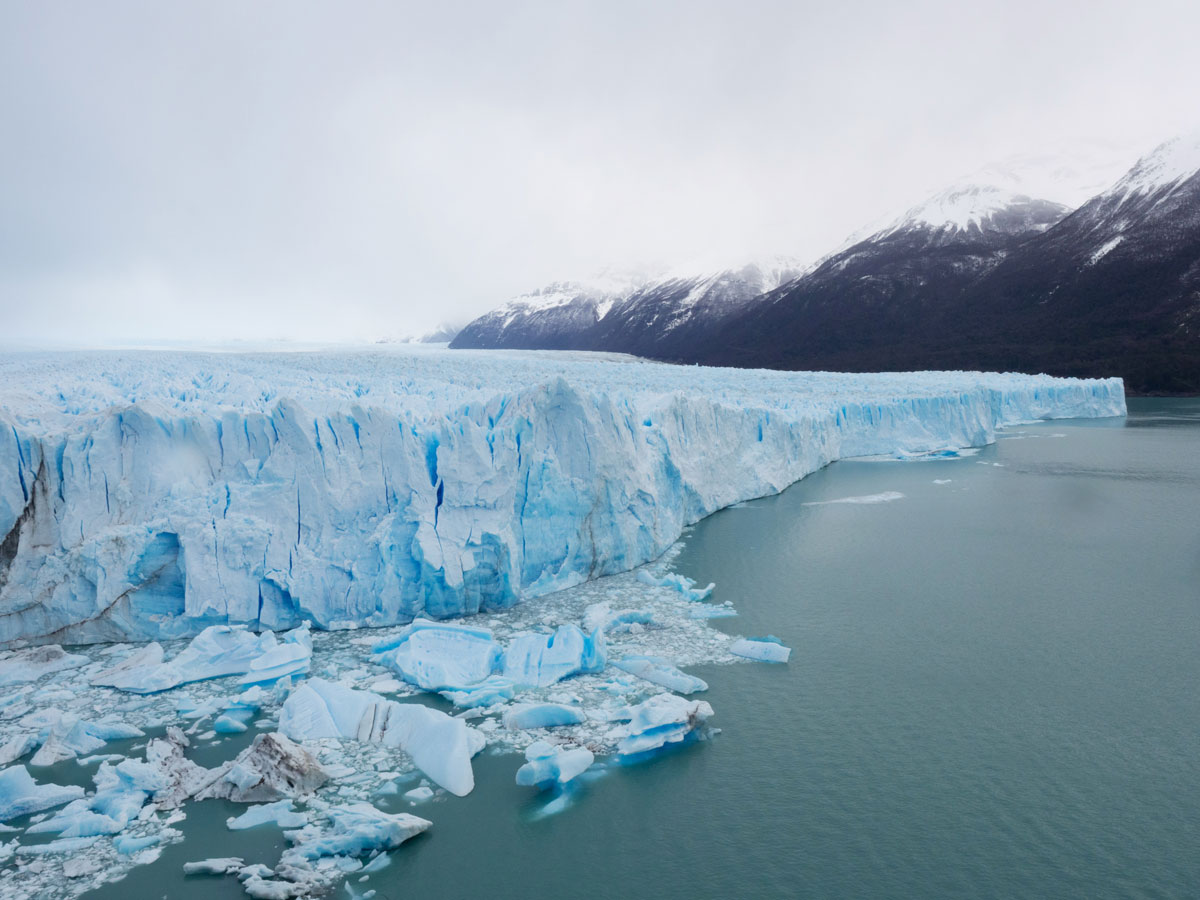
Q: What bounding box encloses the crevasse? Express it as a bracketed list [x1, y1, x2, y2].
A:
[0, 348, 1125, 646]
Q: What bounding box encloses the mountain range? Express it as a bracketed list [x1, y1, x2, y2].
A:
[451, 135, 1200, 394]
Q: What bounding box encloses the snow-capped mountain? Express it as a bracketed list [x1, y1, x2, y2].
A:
[450, 258, 807, 354]
[452, 134, 1200, 392]
[698, 134, 1200, 393]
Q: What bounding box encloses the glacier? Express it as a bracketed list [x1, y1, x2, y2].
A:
[0, 348, 1125, 647]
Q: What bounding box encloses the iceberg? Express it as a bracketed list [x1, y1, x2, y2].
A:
[195, 732, 329, 803]
[438, 675, 515, 708]
[278, 679, 479, 796]
[612, 656, 708, 694]
[515, 740, 595, 788]
[227, 799, 308, 831]
[502, 625, 607, 688]
[372, 619, 503, 690]
[730, 636, 792, 663]
[0, 765, 85, 821]
[0, 349, 1125, 646]
[616, 693, 714, 759]
[93, 624, 313, 693]
[502, 703, 585, 730]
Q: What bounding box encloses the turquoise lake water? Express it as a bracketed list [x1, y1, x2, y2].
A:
[85, 398, 1200, 899]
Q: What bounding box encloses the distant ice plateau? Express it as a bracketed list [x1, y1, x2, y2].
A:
[0, 347, 1124, 647]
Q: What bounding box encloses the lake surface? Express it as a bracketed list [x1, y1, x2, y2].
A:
[88, 398, 1200, 899]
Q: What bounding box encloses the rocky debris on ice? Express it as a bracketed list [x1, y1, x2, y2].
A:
[143, 727, 215, 808]
[279, 678, 479, 796]
[502, 703, 585, 730]
[0, 645, 88, 685]
[196, 732, 329, 803]
[515, 740, 595, 789]
[612, 656, 708, 694]
[91, 625, 312, 693]
[730, 636, 792, 663]
[0, 765, 86, 820]
[615, 693, 714, 758]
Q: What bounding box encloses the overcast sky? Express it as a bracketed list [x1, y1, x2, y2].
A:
[2, 0, 1198, 345]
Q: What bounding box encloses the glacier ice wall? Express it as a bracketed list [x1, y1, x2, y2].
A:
[0, 348, 1125, 646]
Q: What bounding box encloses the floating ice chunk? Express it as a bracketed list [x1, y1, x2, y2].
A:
[688, 606, 737, 619]
[636, 570, 715, 601]
[372, 619, 503, 691]
[279, 679, 479, 796]
[933, 479, 952, 484]
[404, 786, 434, 803]
[195, 733, 329, 803]
[803, 491, 905, 506]
[214, 714, 249, 733]
[501, 625, 606, 688]
[89, 643, 165, 689]
[30, 716, 145, 766]
[105, 625, 314, 693]
[279, 802, 431, 867]
[114, 832, 164, 854]
[184, 857, 246, 875]
[0, 734, 38, 766]
[612, 656, 708, 694]
[515, 741, 594, 789]
[616, 694, 714, 758]
[502, 704, 585, 730]
[438, 676, 514, 708]
[0, 766, 85, 820]
[0, 645, 88, 685]
[227, 799, 308, 831]
[240, 624, 313, 685]
[730, 636, 791, 663]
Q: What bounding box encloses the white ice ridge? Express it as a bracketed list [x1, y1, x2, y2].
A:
[0, 348, 1126, 646]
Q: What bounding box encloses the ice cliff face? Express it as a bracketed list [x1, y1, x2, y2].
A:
[0, 348, 1125, 647]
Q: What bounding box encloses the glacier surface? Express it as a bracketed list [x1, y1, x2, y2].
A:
[0, 348, 1124, 647]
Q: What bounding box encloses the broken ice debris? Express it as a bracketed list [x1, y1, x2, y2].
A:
[29, 715, 144, 766]
[91, 623, 312, 693]
[279, 678, 479, 796]
[0, 645, 88, 686]
[515, 741, 595, 789]
[194, 732, 329, 803]
[612, 656, 708, 694]
[616, 693, 714, 759]
[0, 765, 85, 821]
[636, 570, 715, 601]
[502, 703, 585, 730]
[501, 624, 606, 688]
[438, 675, 515, 708]
[730, 636, 792, 663]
